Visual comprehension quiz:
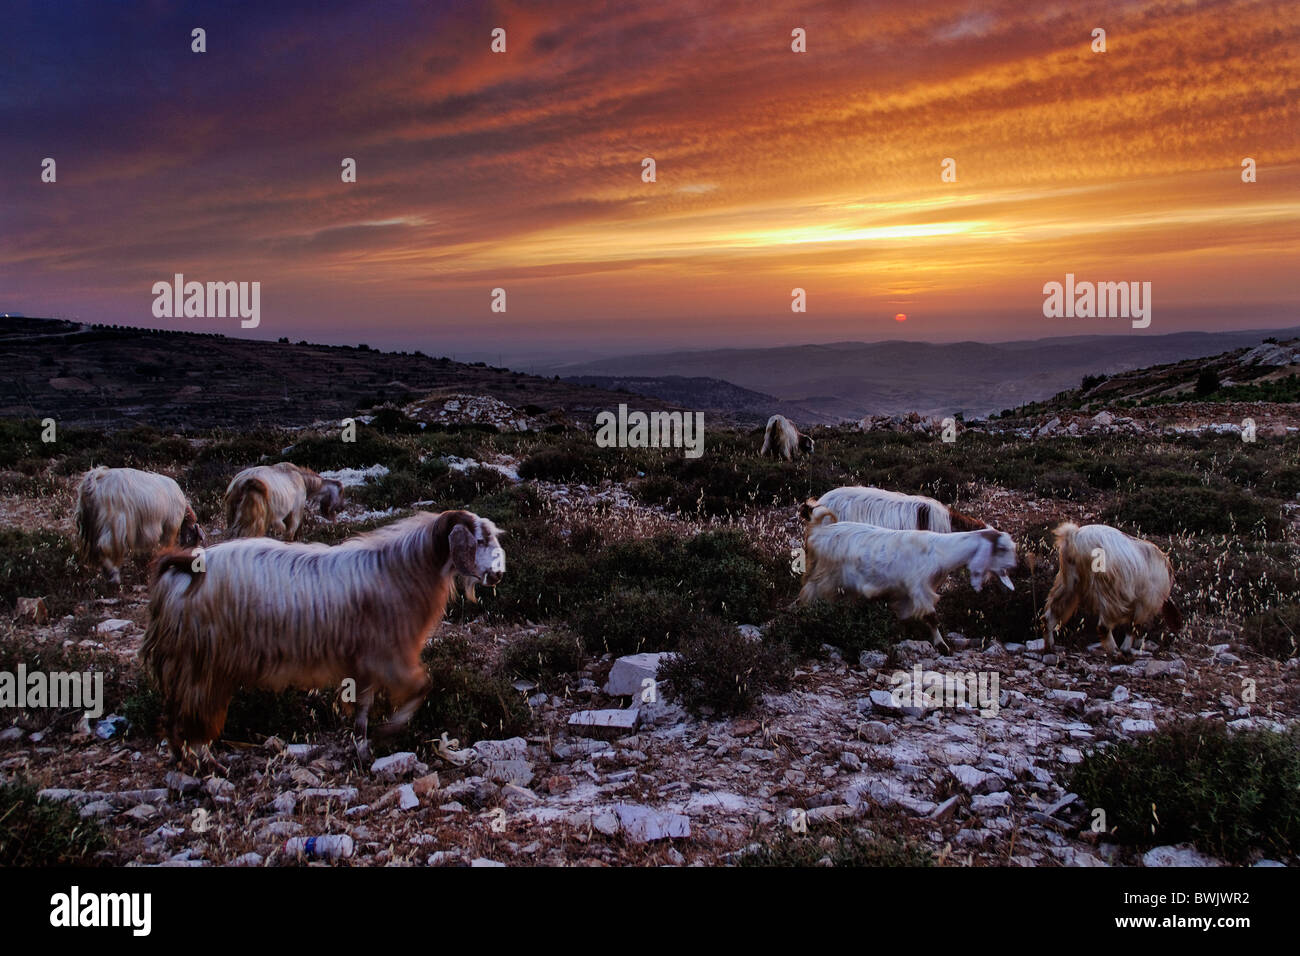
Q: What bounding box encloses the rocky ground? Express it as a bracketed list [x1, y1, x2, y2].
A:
[3, 453, 1297, 868]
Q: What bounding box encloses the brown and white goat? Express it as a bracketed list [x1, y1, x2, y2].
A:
[760, 414, 814, 460]
[75, 466, 204, 585]
[799, 506, 1016, 648]
[799, 486, 986, 532]
[141, 510, 506, 760]
[1043, 522, 1181, 656]
[224, 462, 342, 539]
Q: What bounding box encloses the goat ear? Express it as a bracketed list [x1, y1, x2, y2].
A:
[969, 535, 994, 590]
[448, 523, 478, 577]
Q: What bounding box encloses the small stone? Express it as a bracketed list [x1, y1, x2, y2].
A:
[298, 787, 359, 806]
[614, 803, 690, 842]
[949, 765, 1004, 795]
[1121, 718, 1158, 735]
[123, 803, 159, 822]
[472, 737, 528, 762]
[928, 796, 960, 823]
[78, 800, 115, 819]
[1111, 685, 1130, 702]
[858, 721, 893, 744]
[806, 804, 856, 824]
[95, 618, 133, 634]
[971, 791, 1012, 812]
[858, 650, 888, 671]
[568, 708, 639, 739]
[1142, 845, 1221, 867]
[484, 759, 534, 786]
[164, 771, 201, 794]
[604, 653, 675, 696]
[371, 751, 425, 779]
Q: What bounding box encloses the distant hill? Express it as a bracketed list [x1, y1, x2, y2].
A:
[1013, 336, 1300, 415]
[0, 318, 684, 432]
[560, 375, 836, 426]
[537, 328, 1300, 420]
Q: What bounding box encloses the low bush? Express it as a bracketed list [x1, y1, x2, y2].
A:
[1070, 719, 1300, 862]
[659, 622, 792, 715]
[0, 780, 108, 866]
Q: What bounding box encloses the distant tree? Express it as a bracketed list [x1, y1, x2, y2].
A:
[1195, 369, 1221, 396]
[277, 336, 289, 343]
[1080, 373, 1108, 392]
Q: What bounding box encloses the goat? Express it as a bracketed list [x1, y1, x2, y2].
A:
[75, 466, 204, 585]
[224, 462, 334, 539]
[141, 510, 505, 761]
[280, 462, 345, 519]
[799, 506, 1016, 647]
[799, 485, 986, 532]
[1043, 522, 1181, 656]
[760, 414, 814, 460]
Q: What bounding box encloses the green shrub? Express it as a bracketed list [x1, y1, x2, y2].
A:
[572, 588, 710, 655]
[500, 629, 586, 688]
[1240, 604, 1300, 660]
[0, 780, 108, 866]
[1104, 486, 1283, 537]
[222, 688, 339, 744]
[283, 430, 414, 473]
[1070, 720, 1300, 862]
[659, 622, 792, 715]
[763, 601, 900, 659]
[402, 635, 531, 744]
[368, 406, 423, 434]
[738, 821, 932, 867]
[0, 529, 94, 615]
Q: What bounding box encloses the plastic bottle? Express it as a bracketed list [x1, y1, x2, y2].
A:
[284, 834, 354, 860]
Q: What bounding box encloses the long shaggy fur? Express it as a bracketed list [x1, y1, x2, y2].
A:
[799, 506, 1017, 645]
[799, 486, 986, 533]
[140, 509, 505, 755]
[280, 462, 344, 519]
[224, 463, 308, 539]
[1044, 522, 1180, 655]
[760, 415, 814, 460]
[75, 466, 203, 584]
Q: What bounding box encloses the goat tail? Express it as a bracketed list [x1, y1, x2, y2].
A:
[1052, 521, 1081, 556]
[948, 508, 987, 532]
[226, 477, 270, 537]
[75, 467, 105, 565]
[807, 504, 837, 527]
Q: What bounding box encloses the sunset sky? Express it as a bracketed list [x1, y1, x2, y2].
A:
[2, 0, 1297, 362]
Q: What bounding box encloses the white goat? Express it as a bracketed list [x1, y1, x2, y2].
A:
[760, 415, 813, 460]
[75, 466, 204, 585]
[800, 486, 986, 532]
[1043, 522, 1181, 656]
[799, 507, 1017, 647]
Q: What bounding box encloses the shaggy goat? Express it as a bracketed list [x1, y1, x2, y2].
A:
[224, 462, 341, 539]
[799, 506, 1017, 647]
[75, 466, 204, 585]
[1043, 522, 1181, 656]
[760, 414, 814, 460]
[799, 486, 986, 532]
[141, 510, 505, 759]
